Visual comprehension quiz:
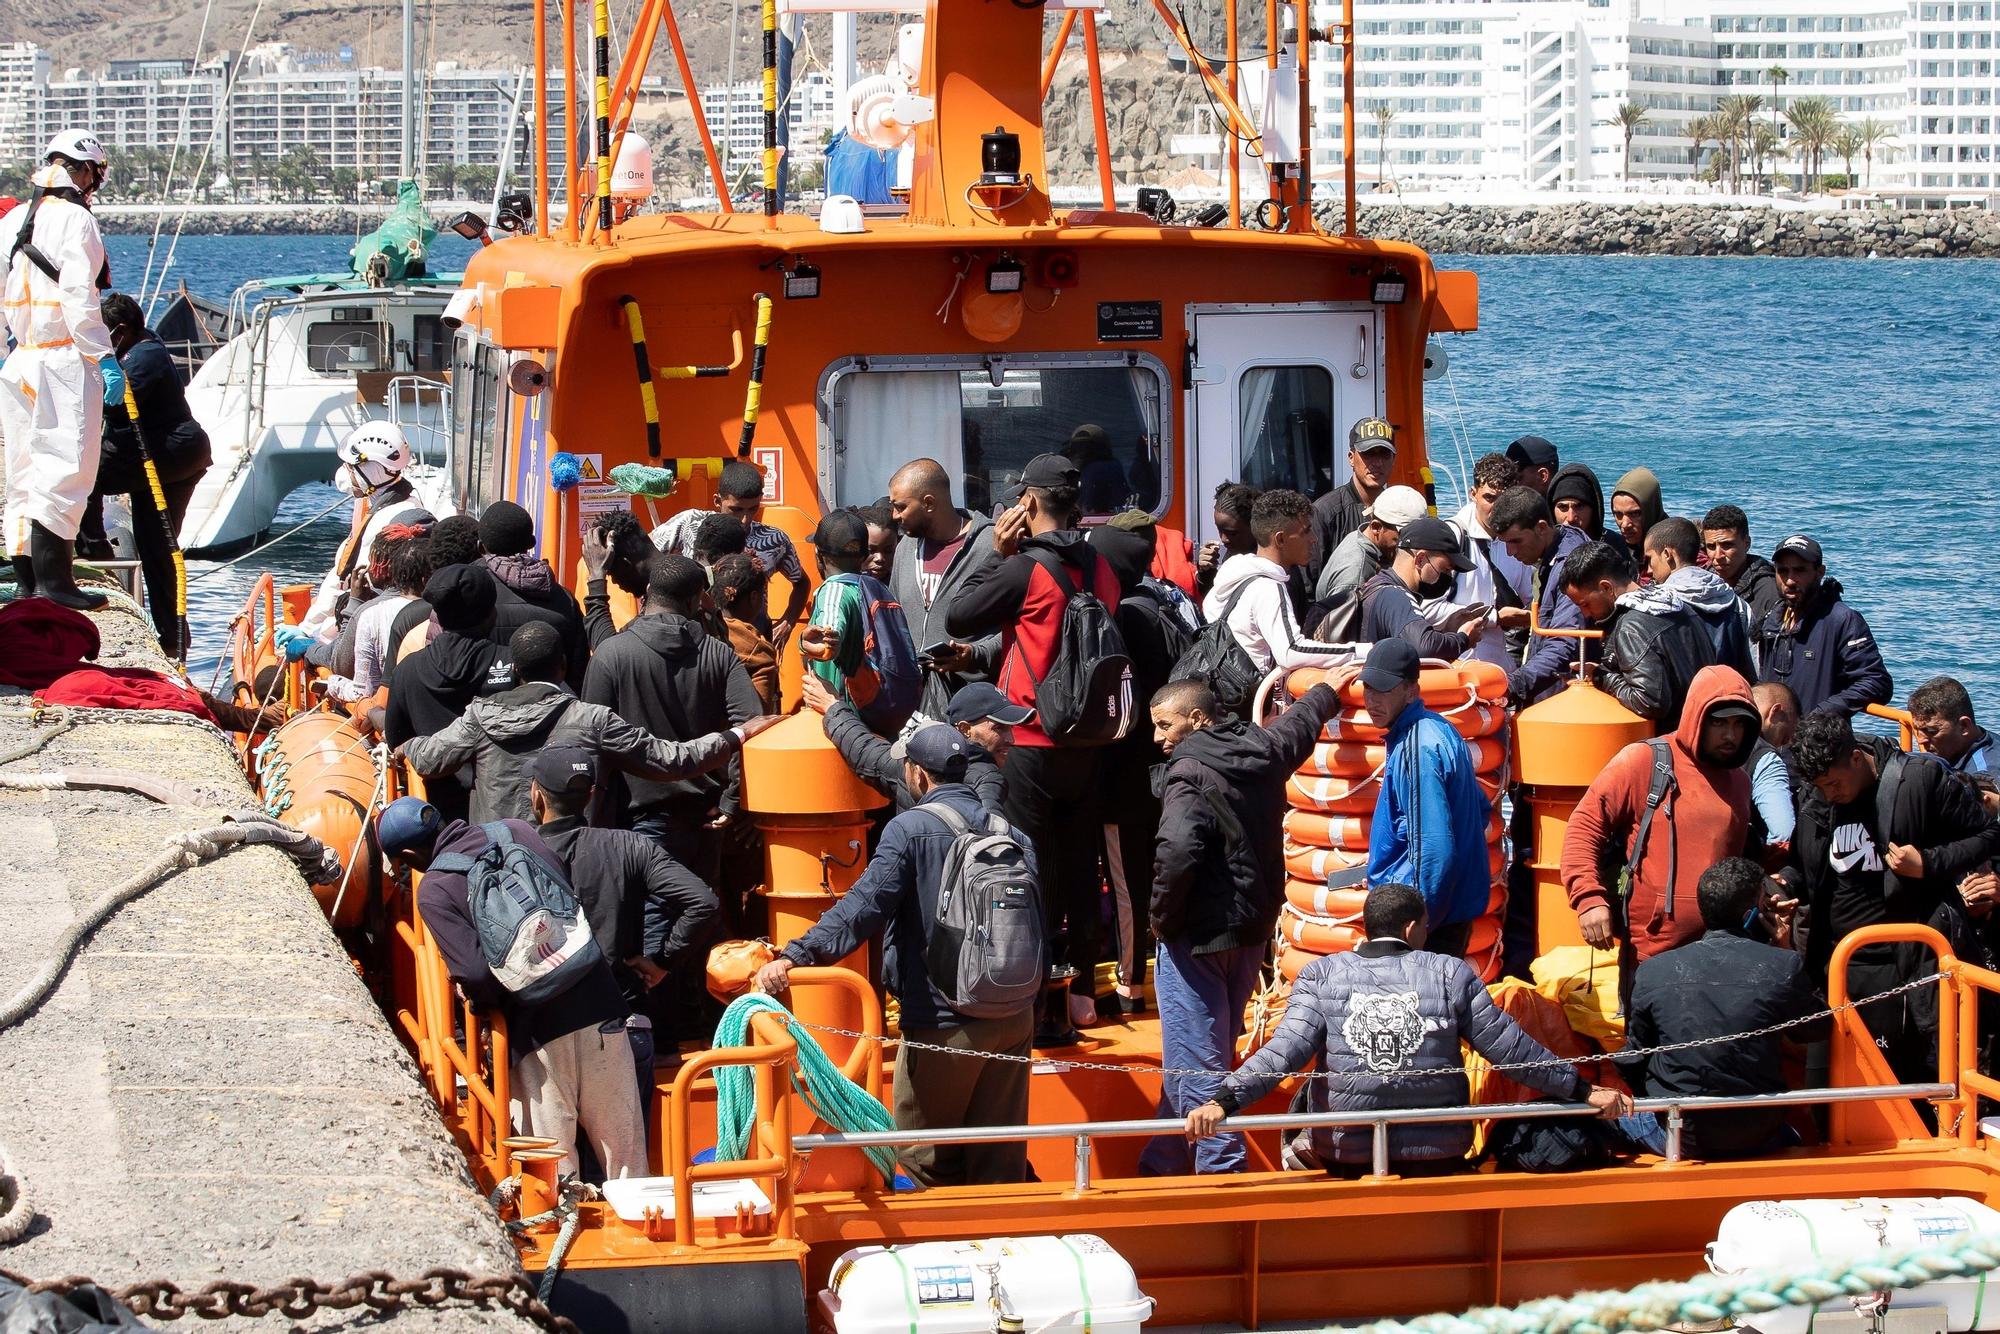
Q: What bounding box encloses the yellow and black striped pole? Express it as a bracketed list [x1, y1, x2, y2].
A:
[736, 292, 773, 458]
[593, 0, 613, 237]
[617, 295, 662, 460]
[762, 0, 778, 222]
[120, 380, 188, 656]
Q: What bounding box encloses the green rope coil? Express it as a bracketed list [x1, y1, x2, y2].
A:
[711, 993, 898, 1186]
[1351, 1232, 2000, 1334]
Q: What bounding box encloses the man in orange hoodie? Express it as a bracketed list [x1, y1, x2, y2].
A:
[1561, 665, 1761, 969]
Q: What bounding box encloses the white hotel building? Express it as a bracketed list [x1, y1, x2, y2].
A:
[1174, 0, 1995, 201]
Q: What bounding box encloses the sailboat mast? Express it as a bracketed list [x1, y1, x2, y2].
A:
[401, 0, 416, 181]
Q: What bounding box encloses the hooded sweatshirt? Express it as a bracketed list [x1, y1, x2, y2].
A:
[580, 611, 763, 816]
[1649, 565, 1756, 681]
[401, 679, 742, 825]
[483, 552, 590, 685]
[1561, 665, 1757, 960]
[1548, 463, 1607, 540]
[1204, 553, 1356, 673]
[1610, 467, 1666, 579]
[1594, 568, 1749, 727]
[889, 510, 1003, 698]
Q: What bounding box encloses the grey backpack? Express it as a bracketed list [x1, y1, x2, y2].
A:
[429, 822, 602, 1005]
[922, 803, 1045, 1019]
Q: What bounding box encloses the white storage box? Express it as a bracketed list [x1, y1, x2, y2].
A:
[1707, 1197, 2000, 1334]
[817, 1234, 1153, 1334]
[600, 1175, 771, 1223]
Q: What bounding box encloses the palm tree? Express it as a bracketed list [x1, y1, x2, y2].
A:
[1607, 102, 1650, 181]
[1784, 95, 1838, 193]
[1857, 117, 1899, 189]
[1766, 65, 1790, 134]
[1750, 121, 1781, 193]
[1686, 112, 1716, 187]
[1718, 94, 1764, 194]
[1829, 125, 1864, 188]
[1371, 103, 1396, 189]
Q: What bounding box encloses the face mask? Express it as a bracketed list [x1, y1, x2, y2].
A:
[333, 463, 363, 497]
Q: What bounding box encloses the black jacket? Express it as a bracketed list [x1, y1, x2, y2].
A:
[483, 553, 591, 686]
[581, 611, 762, 817]
[538, 815, 720, 1003]
[1591, 601, 1718, 728]
[1784, 737, 2000, 976]
[1626, 929, 1826, 1158]
[1307, 482, 1368, 585]
[1152, 684, 1340, 954]
[820, 697, 1006, 816]
[1755, 577, 1893, 718]
[415, 818, 628, 1056]
[383, 632, 514, 822]
[1356, 570, 1472, 661]
[1731, 554, 1784, 628]
[100, 330, 212, 486]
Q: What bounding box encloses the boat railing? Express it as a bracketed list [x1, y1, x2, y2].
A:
[225, 572, 304, 711]
[1866, 702, 1919, 751]
[384, 374, 453, 471]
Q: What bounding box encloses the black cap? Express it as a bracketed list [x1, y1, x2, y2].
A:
[1774, 534, 1823, 565]
[529, 745, 596, 795]
[1359, 638, 1422, 692]
[946, 682, 1034, 727]
[905, 724, 971, 781]
[1505, 434, 1559, 470]
[1348, 416, 1397, 455]
[1397, 516, 1474, 571]
[1019, 453, 1081, 490]
[478, 500, 536, 557]
[809, 509, 869, 557]
[424, 562, 499, 632]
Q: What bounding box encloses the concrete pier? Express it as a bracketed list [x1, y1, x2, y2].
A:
[0, 593, 542, 1328]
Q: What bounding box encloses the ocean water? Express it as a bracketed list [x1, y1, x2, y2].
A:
[110, 234, 2000, 713]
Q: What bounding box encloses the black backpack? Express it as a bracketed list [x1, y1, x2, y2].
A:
[1170, 582, 1262, 715]
[1019, 549, 1134, 746]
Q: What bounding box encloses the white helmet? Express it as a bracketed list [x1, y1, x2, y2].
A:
[610, 132, 653, 201]
[45, 129, 106, 166]
[335, 420, 412, 493]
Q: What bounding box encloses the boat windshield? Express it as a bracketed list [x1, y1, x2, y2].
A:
[824, 355, 1170, 518]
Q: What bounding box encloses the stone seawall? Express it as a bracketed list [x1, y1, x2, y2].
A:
[98, 205, 412, 236]
[1327, 200, 2000, 258]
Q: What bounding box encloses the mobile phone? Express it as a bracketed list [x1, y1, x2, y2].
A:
[918, 640, 955, 667]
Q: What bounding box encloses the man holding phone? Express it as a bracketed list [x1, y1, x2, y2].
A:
[887, 458, 1002, 715]
[1355, 516, 1488, 661]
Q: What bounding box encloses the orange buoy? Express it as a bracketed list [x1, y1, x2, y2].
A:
[254, 710, 383, 929]
[1279, 902, 1367, 953]
[1284, 878, 1369, 920]
[1283, 811, 1372, 851]
[1321, 702, 1508, 744]
[1284, 839, 1366, 879]
[1290, 769, 1502, 816]
[1301, 736, 1508, 778]
[1287, 659, 1509, 708]
[1279, 942, 1340, 981]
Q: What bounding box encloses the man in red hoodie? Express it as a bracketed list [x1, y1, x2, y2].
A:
[1561, 665, 1761, 973]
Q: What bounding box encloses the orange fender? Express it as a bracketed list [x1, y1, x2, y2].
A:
[1301, 736, 1508, 777]
[257, 710, 382, 930]
[1321, 702, 1509, 744]
[1288, 659, 1509, 708]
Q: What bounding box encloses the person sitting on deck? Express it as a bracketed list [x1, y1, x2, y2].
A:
[380, 796, 646, 1181]
[1616, 858, 1825, 1161]
[752, 725, 1040, 1189]
[1185, 883, 1630, 1177]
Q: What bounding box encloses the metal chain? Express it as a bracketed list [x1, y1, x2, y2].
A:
[784, 971, 1949, 1082]
[2, 1266, 579, 1332]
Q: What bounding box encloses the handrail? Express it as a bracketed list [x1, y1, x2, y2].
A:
[797, 1083, 1954, 1188]
[665, 1010, 798, 1246]
[1866, 702, 1918, 752]
[1827, 923, 1962, 1141]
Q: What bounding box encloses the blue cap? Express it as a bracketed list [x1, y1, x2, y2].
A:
[946, 682, 1033, 728]
[904, 724, 971, 781]
[376, 796, 442, 854]
[1359, 638, 1422, 692]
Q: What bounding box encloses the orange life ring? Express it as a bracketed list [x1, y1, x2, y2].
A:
[1485, 878, 1507, 916]
[1284, 839, 1367, 878]
[257, 710, 382, 930]
[1467, 912, 1501, 957]
[1279, 902, 1368, 953]
[1321, 702, 1509, 744]
[1290, 769, 1503, 815]
[1279, 942, 1352, 982]
[1301, 736, 1508, 778]
[1465, 928, 1504, 983]
[1285, 878, 1369, 919]
[1286, 659, 1509, 707]
[1283, 812, 1373, 851]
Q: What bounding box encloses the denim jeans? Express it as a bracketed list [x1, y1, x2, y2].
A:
[1138, 939, 1266, 1175]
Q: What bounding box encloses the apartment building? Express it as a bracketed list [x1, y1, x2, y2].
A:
[1907, 0, 1999, 193]
[697, 71, 839, 180]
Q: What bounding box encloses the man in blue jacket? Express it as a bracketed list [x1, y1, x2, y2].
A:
[1360, 638, 1493, 956]
[1755, 534, 1892, 719]
[753, 725, 1039, 1188]
[1487, 486, 1589, 707]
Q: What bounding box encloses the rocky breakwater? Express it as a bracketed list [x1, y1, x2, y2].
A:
[1321, 200, 2000, 258]
[97, 205, 405, 236]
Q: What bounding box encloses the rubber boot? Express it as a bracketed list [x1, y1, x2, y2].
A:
[29, 521, 106, 611]
[9, 555, 34, 598]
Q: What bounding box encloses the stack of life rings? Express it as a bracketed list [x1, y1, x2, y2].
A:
[1264, 659, 1513, 1031]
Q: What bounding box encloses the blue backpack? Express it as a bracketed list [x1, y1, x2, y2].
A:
[429, 823, 602, 1005]
[829, 572, 922, 734]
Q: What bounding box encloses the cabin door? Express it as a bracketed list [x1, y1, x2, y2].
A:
[1185, 303, 1384, 544]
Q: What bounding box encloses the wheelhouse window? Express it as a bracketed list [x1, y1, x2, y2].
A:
[1237, 365, 1336, 496]
[451, 334, 505, 513]
[306, 317, 390, 374]
[823, 355, 1169, 518]
[412, 314, 450, 373]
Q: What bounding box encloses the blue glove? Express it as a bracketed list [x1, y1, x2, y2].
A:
[274, 624, 312, 662]
[99, 355, 125, 408]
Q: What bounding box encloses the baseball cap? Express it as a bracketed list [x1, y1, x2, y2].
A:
[904, 724, 971, 782]
[1397, 516, 1474, 571]
[1359, 638, 1422, 692]
[809, 509, 869, 558]
[946, 681, 1034, 727]
[1363, 485, 1428, 529]
[376, 796, 442, 855]
[1019, 453, 1082, 490]
[1348, 417, 1397, 455]
[424, 562, 499, 632]
[1774, 534, 1823, 565]
[1505, 434, 1559, 470]
[529, 745, 596, 795]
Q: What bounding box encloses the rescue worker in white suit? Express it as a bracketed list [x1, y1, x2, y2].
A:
[0, 129, 118, 610]
[280, 420, 431, 657]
